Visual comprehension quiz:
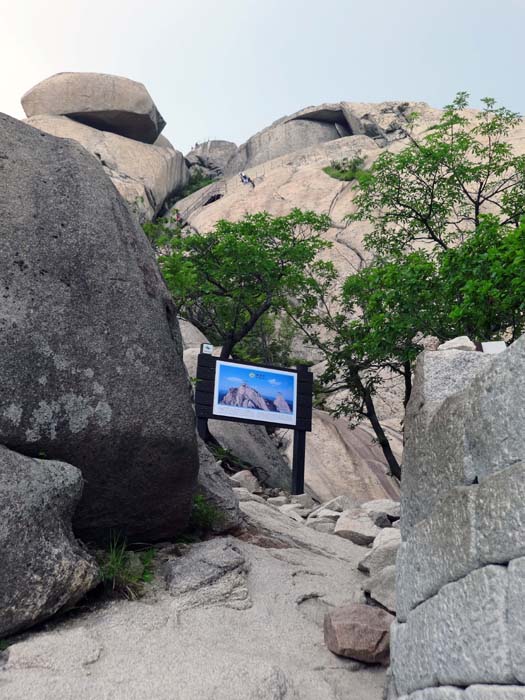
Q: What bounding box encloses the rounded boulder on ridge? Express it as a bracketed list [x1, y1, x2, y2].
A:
[0, 113, 198, 543]
[21, 72, 166, 143]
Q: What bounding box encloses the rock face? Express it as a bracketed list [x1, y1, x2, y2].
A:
[0, 113, 198, 542]
[229, 118, 341, 172]
[220, 383, 269, 411]
[25, 114, 188, 222]
[185, 139, 238, 178]
[21, 72, 166, 143]
[0, 445, 99, 636]
[392, 335, 525, 697]
[324, 603, 394, 665]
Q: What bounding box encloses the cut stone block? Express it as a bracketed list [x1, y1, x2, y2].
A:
[392, 566, 513, 695]
[508, 557, 525, 684]
[396, 486, 477, 621]
[465, 687, 525, 699]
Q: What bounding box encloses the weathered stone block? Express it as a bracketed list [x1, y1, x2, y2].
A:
[393, 566, 513, 695]
[465, 335, 525, 482]
[396, 486, 477, 621]
[465, 688, 525, 699]
[508, 557, 525, 684]
[408, 688, 464, 699]
[475, 463, 525, 565]
[401, 350, 492, 537]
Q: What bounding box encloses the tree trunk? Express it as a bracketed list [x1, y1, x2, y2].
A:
[403, 360, 412, 409]
[361, 382, 402, 480]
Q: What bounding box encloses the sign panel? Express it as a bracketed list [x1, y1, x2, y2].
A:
[212, 360, 298, 427]
[194, 351, 313, 432]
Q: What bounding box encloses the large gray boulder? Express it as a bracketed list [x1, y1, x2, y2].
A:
[0, 113, 198, 542]
[21, 72, 166, 143]
[25, 115, 188, 221]
[0, 445, 99, 636]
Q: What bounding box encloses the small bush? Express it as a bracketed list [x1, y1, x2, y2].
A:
[323, 155, 367, 182]
[96, 535, 156, 600]
[189, 494, 224, 532]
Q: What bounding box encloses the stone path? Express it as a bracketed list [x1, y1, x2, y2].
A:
[0, 498, 386, 700]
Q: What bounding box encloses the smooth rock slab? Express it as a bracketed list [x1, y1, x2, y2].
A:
[334, 508, 381, 545]
[0, 113, 198, 542]
[306, 519, 336, 534]
[324, 603, 393, 665]
[22, 72, 166, 143]
[0, 446, 98, 636]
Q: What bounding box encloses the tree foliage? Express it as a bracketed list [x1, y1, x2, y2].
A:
[350, 93, 525, 255]
[158, 209, 334, 359]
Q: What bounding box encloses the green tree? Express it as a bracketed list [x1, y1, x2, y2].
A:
[158, 209, 334, 359]
[296, 217, 525, 479]
[303, 93, 525, 478]
[351, 92, 525, 256]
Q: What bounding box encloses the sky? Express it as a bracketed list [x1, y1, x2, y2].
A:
[1, 0, 524, 154]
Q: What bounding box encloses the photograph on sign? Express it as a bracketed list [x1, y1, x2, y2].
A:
[213, 360, 298, 426]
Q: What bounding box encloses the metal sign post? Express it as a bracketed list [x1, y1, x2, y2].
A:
[194, 346, 313, 495]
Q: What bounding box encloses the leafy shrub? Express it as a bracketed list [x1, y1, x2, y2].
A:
[323, 155, 367, 182]
[96, 535, 155, 600]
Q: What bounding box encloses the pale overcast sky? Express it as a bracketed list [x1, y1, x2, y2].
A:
[1, 0, 524, 153]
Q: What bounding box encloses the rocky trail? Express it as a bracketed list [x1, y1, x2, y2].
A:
[1, 495, 389, 700]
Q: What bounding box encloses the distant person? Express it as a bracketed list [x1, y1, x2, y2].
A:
[240, 172, 255, 189]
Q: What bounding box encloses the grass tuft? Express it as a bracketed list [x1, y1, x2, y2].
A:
[96, 534, 156, 600]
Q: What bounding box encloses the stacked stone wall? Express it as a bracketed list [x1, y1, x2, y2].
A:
[391, 336, 525, 699]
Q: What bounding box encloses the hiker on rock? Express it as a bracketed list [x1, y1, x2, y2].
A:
[240, 172, 255, 188]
